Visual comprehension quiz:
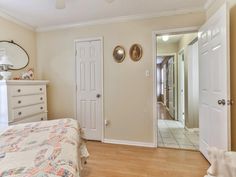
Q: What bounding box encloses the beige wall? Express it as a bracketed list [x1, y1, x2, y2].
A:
[178, 34, 197, 51]
[37, 12, 205, 143]
[0, 17, 37, 78]
[157, 42, 178, 54]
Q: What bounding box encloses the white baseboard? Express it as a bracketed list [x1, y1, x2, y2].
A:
[103, 139, 155, 148]
[185, 127, 199, 133]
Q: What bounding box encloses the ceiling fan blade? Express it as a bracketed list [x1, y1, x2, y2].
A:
[56, 0, 65, 9]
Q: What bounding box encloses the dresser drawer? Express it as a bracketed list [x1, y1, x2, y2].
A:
[10, 85, 45, 96]
[13, 103, 46, 121]
[12, 95, 45, 108]
[10, 113, 47, 125]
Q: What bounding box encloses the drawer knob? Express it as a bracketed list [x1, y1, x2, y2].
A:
[18, 100, 21, 104]
[40, 88, 43, 91]
[17, 89, 21, 93]
[40, 107, 43, 110]
[18, 112, 22, 116]
[41, 118, 44, 121]
[40, 97, 43, 101]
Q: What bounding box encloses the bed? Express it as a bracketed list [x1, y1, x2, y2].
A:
[0, 118, 89, 177]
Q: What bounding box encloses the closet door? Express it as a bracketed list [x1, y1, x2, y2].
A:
[76, 39, 103, 141]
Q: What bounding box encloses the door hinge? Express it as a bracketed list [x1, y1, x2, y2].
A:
[75, 50, 77, 56]
[227, 99, 234, 106]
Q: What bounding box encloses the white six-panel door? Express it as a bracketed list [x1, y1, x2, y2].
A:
[76, 39, 103, 141]
[198, 3, 230, 160]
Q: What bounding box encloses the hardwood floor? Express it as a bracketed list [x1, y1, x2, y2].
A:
[82, 141, 209, 177]
[157, 103, 173, 120]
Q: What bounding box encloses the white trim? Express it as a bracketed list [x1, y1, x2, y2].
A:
[185, 127, 199, 133]
[103, 139, 155, 148]
[204, 0, 216, 10]
[177, 49, 185, 125]
[0, 6, 204, 32]
[0, 80, 49, 85]
[155, 26, 200, 36]
[152, 32, 158, 148]
[152, 27, 200, 148]
[36, 8, 204, 32]
[157, 53, 176, 57]
[0, 9, 35, 31]
[74, 37, 104, 142]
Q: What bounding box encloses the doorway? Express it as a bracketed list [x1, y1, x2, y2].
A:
[156, 32, 200, 150]
[75, 37, 104, 141]
[153, 3, 231, 161]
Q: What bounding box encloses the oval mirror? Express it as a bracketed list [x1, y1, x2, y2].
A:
[0, 40, 29, 70]
[113, 46, 126, 63]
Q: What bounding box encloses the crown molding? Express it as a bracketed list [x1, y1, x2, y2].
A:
[0, 6, 205, 33]
[0, 9, 36, 31]
[204, 0, 216, 9]
[36, 7, 205, 32]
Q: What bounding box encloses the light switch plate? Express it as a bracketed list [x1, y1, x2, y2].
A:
[145, 70, 150, 77]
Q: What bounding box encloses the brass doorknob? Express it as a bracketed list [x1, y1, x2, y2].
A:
[218, 99, 226, 105]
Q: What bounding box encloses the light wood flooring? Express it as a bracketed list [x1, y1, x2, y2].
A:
[82, 141, 209, 177]
[157, 103, 173, 120]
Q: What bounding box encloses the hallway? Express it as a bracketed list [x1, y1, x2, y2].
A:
[157, 103, 199, 150]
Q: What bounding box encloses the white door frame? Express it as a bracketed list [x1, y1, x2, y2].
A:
[157, 53, 177, 120]
[177, 49, 185, 126]
[152, 27, 199, 147]
[74, 37, 104, 142]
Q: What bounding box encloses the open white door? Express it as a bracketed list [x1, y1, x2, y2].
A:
[198, 3, 230, 160]
[76, 39, 103, 141]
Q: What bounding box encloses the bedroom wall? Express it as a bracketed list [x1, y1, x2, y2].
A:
[36, 12, 205, 144]
[0, 17, 37, 78]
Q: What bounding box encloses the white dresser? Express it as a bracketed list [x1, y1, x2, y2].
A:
[0, 80, 49, 129]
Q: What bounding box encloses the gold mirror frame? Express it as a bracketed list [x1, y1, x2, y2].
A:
[129, 44, 143, 62]
[0, 40, 29, 70]
[113, 46, 126, 63]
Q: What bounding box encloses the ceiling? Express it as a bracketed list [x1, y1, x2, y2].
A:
[157, 34, 184, 45]
[0, 0, 209, 31]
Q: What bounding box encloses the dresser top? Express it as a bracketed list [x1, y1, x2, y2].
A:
[0, 80, 49, 85]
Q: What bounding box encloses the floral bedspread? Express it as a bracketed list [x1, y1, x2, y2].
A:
[0, 118, 89, 177]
